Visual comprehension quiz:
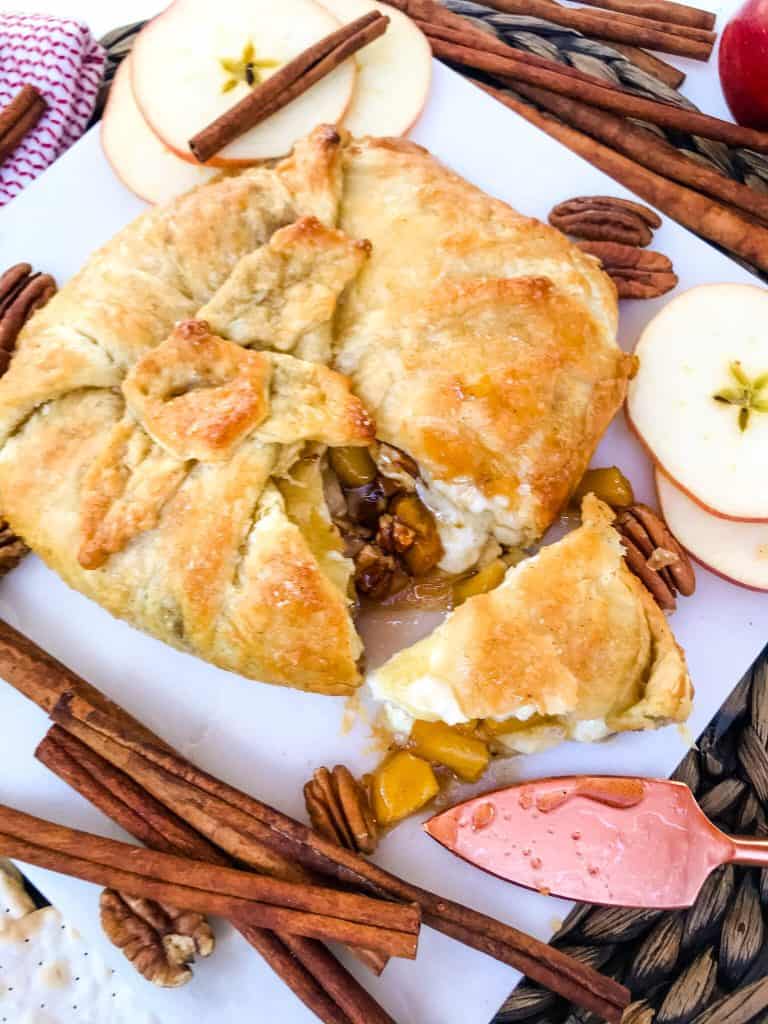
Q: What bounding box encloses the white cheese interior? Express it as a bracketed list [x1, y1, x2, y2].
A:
[416, 472, 536, 573]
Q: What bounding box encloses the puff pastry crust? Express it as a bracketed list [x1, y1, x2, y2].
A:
[0, 127, 636, 698]
[370, 495, 693, 748]
[335, 136, 632, 569]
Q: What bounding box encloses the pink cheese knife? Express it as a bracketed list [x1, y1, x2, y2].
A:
[425, 776, 768, 908]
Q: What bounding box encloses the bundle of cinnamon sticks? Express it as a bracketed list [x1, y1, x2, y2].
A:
[0, 802, 420, 958]
[474, 0, 717, 60]
[393, 0, 768, 277]
[0, 617, 631, 1024]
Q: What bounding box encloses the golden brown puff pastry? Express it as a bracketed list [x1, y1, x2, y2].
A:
[0, 126, 635, 699]
[369, 495, 692, 750]
[0, 130, 371, 695]
[334, 136, 631, 570]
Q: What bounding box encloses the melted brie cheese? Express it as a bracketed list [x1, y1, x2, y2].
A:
[416, 473, 537, 573]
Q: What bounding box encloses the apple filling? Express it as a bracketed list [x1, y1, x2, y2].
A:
[324, 441, 529, 609]
[324, 442, 447, 603]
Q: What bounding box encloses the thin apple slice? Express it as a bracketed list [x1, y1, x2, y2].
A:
[319, 0, 432, 136]
[102, 57, 217, 204]
[657, 470, 768, 591]
[131, 0, 356, 167]
[627, 283, 768, 522]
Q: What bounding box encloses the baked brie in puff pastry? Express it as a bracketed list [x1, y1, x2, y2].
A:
[0, 126, 644, 701]
[370, 496, 693, 752]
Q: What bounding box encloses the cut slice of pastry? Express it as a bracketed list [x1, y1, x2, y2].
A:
[369, 495, 693, 753]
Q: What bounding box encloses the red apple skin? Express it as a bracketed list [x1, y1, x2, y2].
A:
[719, 0, 768, 130]
[654, 474, 768, 593]
[624, 402, 768, 524]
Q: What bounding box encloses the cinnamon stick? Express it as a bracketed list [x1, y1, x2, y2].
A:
[477, 0, 714, 57]
[37, 728, 395, 1024]
[0, 85, 46, 167]
[0, 803, 418, 958]
[189, 13, 388, 163]
[425, 31, 768, 152]
[507, 81, 768, 226]
[50, 691, 630, 1022]
[573, 0, 715, 29]
[479, 81, 768, 275]
[570, 3, 715, 41]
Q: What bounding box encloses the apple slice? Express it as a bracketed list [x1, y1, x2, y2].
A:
[102, 57, 217, 204]
[319, 0, 432, 136]
[131, 0, 356, 167]
[627, 283, 768, 521]
[657, 470, 768, 591]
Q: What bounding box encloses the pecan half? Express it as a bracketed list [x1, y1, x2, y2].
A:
[575, 241, 677, 299]
[0, 263, 57, 375]
[0, 518, 28, 578]
[615, 503, 695, 610]
[100, 889, 214, 987]
[610, 271, 679, 300]
[551, 195, 662, 229]
[0, 271, 56, 354]
[551, 209, 653, 247]
[304, 765, 378, 855]
[575, 241, 673, 272]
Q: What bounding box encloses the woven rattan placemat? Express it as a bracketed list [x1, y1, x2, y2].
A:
[493, 648, 768, 1024]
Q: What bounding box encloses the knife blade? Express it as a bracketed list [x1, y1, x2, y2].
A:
[424, 776, 768, 908]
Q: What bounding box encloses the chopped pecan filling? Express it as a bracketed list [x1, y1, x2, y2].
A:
[325, 443, 444, 602]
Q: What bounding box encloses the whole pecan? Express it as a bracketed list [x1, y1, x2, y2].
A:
[304, 765, 378, 855]
[549, 195, 660, 247]
[100, 889, 215, 987]
[615, 503, 695, 610]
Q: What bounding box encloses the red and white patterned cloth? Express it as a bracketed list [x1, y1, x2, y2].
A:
[0, 13, 105, 205]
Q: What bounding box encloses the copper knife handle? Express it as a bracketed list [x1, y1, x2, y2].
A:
[727, 835, 768, 868]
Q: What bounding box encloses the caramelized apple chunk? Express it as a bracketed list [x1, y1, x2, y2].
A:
[409, 720, 490, 782]
[453, 558, 506, 605]
[389, 494, 443, 576]
[329, 445, 378, 488]
[571, 466, 634, 509]
[371, 751, 440, 826]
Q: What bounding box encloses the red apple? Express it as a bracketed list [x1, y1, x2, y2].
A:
[719, 0, 768, 130]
